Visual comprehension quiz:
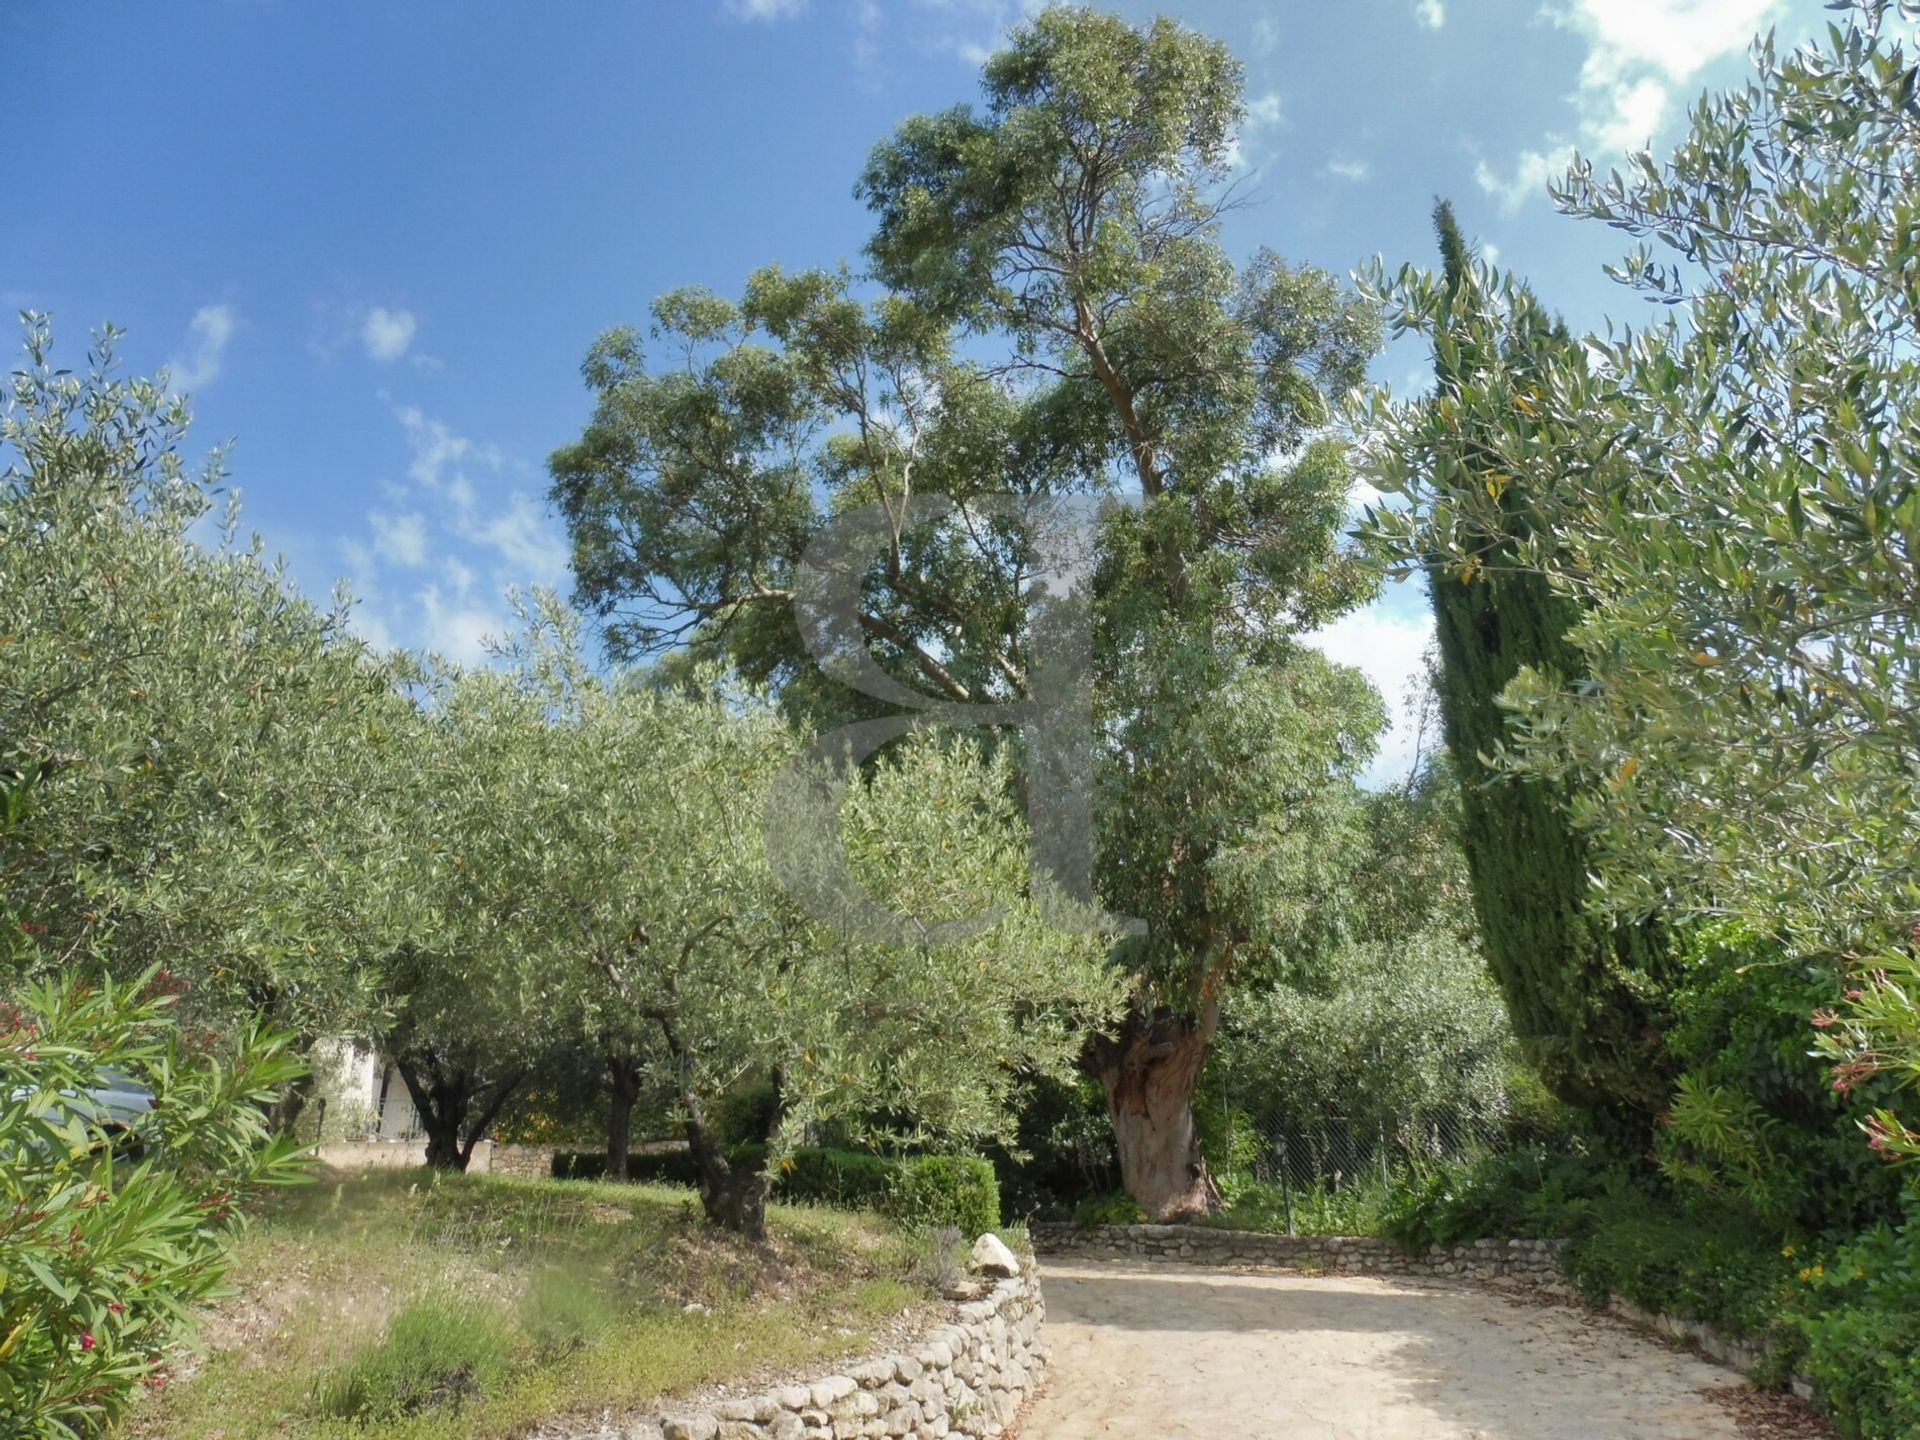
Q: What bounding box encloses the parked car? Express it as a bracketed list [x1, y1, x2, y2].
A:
[5, 1064, 159, 1162]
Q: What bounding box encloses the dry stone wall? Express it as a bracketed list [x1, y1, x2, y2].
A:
[631, 1269, 1047, 1440]
[1030, 1222, 1568, 1287]
[489, 1143, 561, 1179]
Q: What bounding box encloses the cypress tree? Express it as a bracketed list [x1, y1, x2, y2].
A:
[1424, 199, 1675, 1132]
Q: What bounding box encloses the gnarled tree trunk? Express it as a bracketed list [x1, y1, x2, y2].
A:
[679, 1067, 789, 1243]
[685, 1117, 774, 1241]
[649, 980, 789, 1241]
[1086, 1009, 1220, 1222]
[393, 1052, 525, 1172]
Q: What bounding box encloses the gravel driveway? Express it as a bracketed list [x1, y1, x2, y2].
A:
[1018, 1257, 1810, 1440]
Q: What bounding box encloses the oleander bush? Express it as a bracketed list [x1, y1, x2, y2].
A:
[0, 966, 309, 1436]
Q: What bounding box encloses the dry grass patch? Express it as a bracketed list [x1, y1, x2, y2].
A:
[131, 1167, 936, 1440]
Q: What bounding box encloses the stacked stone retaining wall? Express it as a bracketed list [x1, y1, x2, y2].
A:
[1030, 1222, 1568, 1286]
[489, 1143, 561, 1179]
[629, 1268, 1046, 1440]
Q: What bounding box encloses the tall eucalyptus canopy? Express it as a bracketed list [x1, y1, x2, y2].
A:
[552, 9, 1383, 1218]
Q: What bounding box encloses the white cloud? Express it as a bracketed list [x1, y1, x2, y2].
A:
[470, 492, 571, 585]
[1324, 156, 1371, 182]
[1563, 0, 1779, 86]
[1481, 242, 1502, 267]
[725, 0, 804, 18]
[1306, 600, 1438, 788]
[1475, 142, 1577, 214]
[1251, 16, 1279, 55]
[1478, 0, 1781, 212]
[1227, 91, 1287, 172]
[166, 304, 238, 393]
[338, 407, 570, 662]
[361, 307, 417, 363]
[418, 583, 506, 665]
[369, 510, 429, 567]
[1245, 91, 1285, 129]
[1585, 73, 1669, 153]
[1415, 0, 1445, 29]
[395, 404, 501, 503]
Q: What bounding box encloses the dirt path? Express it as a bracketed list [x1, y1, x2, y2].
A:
[1020, 1258, 1805, 1440]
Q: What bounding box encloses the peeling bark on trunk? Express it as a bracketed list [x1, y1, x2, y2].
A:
[1086, 1011, 1220, 1222]
[605, 1053, 641, 1183]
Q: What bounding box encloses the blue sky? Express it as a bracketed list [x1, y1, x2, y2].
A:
[5, 0, 1826, 783]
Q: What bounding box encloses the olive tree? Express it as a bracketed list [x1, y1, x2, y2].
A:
[1, 319, 420, 1110]
[1358, 1, 1920, 1156]
[421, 600, 1122, 1234]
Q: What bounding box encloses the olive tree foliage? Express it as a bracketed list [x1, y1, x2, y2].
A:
[553, 9, 1383, 1220]
[429, 599, 1121, 1237]
[1357, 1, 1920, 1157]
[1219, 934, 1516, 1141]
[361, 658, 573, 1172]
[1216, 760, 1518, 1145]
[0, 319, 419, 1043]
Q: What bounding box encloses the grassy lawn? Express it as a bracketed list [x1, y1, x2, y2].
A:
[132, 1167, 937, 1440]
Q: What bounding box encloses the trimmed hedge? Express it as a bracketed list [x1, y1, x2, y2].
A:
[884, 1155, 1000, 1238]
[553, 1145, 1000, 1233]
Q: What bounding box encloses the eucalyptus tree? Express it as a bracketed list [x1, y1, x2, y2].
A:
[552, 9, 1381, 1219]
[1, 319, 419, 1051]
[1358, 1, 1920, 1156]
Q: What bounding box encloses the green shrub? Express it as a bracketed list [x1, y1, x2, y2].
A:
[780, 1147, 896, 1208]
[1563, 1209, 1788, 1337]
[313, 1294, 513, 1420]
[1789, 1199, 1920, 1440]
[1071, 1192, 1145, 1230]
[553, 1144, 767, 1186]
[883, 1156, 999, 1235]
[1210, 1177, 1397, 1237]
[1380, 1147, 1619, 1253]
[989, 1073, 1116, 1220]
[1659, 925, 1905, 1233]
[519, 1268, 618, 1357]
[1193, 1079, 1261, 1207]
[0, 965, 309, 1437]
[553, 1144, 996, 1231]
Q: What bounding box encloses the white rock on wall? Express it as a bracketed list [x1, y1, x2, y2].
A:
[968, 1234, 1020, 1277]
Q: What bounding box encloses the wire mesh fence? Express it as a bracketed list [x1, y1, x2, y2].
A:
[1244, 1111, 1514, 1194]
